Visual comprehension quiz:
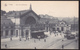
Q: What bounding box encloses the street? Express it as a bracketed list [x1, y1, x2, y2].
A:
[1, 32, 78, 49]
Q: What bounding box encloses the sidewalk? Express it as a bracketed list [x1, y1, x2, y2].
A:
[1, 32, 65, 49]
[1, 37, 19, 42]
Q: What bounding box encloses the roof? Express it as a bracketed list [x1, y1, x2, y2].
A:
[1, 15, 15, 27]
[6, 10, 40, 19]
[1, 19, 14, 27]
[39, 18, 59, 24]
[62, 17, 78, 24]
[58, 20, 69, 24]
[1, 15, 7, 19]
[6, 10, 30, 18]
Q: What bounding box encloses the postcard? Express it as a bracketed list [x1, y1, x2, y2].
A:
[1, 1, 79, 49]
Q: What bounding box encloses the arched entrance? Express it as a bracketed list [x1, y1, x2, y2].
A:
[24, 16, 36, 39]
[25, 16, 36, 25]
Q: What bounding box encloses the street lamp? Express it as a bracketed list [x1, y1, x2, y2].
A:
[62, 32, 64, 49]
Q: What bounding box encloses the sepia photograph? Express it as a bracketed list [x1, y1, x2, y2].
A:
[1, 1, 79, 49]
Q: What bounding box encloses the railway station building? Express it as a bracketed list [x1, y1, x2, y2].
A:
[1, 4, 71, 39]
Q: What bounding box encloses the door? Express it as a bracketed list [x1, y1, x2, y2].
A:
[26, 30, 28, 38]
[5, 30, 8, 37]
[21, 30, 24, 38]
[57, 28, 59, 31]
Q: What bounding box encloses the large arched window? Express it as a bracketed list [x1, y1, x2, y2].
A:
[25, 16, 36, 25]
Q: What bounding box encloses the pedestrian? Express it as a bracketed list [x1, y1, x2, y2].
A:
[60, 34, 62, 36]
[62, 45, 64, 49]
[75, 39, 77, 42]
[10, 37, 12, 41]
[44, 39, 46, 42]
[5, 44, 7, 48]
[62, 40, 64, 41]
[19, 38, 21, 41]
[39, 38, 40, 41]
[35, 47, 36, 49]
[34, 39, 36, 43]
[28, 38, 29, 41]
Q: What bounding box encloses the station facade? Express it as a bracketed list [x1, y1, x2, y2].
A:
[1, 4, 71, 39]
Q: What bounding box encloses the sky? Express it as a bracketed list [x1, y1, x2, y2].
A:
[1, 1, 79, 18]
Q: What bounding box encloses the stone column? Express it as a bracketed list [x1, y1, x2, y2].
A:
[17, 29, 19, 38]
[55, 27, 57, 31]
[64, 27, 66, 32]
[9, 30, 13, 41]
[9, 30, 11, 37]
[24, 30, 26, 38]
[19, 29, 21, 38]
[28, 30, 31, 39]
[48, 27, 49, 32]
[19, 29, 21, 41]
[15, 29, 16, 37]
[28, 26, 31, 39]
[59, 27, 61, 32]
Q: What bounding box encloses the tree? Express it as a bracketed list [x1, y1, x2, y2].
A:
[1, 10, 6, 16]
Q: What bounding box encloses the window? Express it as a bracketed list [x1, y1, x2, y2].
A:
[6, 26, 8, 28]
[11, 30, 13, 36]
[57, 28, 59, 31]
[5, 30, 8, 36]
[61, 27, 64, 31]
[53, 28, 55, 31]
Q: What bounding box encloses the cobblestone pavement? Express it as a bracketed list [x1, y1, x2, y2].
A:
[1, 33, 78, 49]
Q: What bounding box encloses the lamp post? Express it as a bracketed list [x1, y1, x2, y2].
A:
[62, 32, 64, 49]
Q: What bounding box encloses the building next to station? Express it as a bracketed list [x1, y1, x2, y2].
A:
[1, 4, 71, 39]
